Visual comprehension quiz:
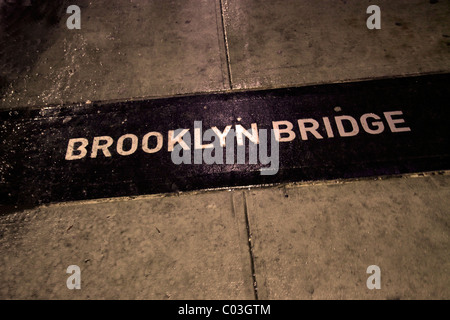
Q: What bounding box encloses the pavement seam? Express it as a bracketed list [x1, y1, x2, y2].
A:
[3, 170, 448, 213]
[218, 0, 233, 89]
[242, 191, 259, 300]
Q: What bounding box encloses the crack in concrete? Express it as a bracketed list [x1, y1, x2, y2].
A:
[243, 191, 258, 300]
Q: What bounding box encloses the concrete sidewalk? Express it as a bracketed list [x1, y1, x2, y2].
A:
[0, 0, 449, 299]
[0, 173, 449, 299]
[223, 0, 450, 89]
[1, 0, 449, 108]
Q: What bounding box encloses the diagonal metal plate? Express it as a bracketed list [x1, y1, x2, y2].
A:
[1, 74, 449, 206]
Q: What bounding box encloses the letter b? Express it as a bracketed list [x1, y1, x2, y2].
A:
[65, 138, 88, 160]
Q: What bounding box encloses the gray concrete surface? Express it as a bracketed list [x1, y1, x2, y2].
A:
[0, 191, 254, 299]
[223, 0, 450, 89]
[2, 0, 449, 108]
[246, 174, 450, 299]
[1, 0, 230, 109]
[1, 173, 449, 299]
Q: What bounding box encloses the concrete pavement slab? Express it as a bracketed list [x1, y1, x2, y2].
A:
[223, 0, 450, 89]
[1, 173, 448, 299]
[245, 174, 450, 299]
[0, 190, 254, 299]
[0, 0, 230, 109]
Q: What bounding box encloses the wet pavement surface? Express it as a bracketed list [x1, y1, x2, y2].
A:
[1, 1, 449, 108]
[0, 0, 230, 109]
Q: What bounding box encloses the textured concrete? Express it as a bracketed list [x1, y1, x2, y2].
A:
[246, 174, 450, 299]
[0, 191, 254, 299]
[4, 0, 449, 107]
[223, 0, 450, 89]
[0, 0, 230, 109]
[0, 173, 449, 299]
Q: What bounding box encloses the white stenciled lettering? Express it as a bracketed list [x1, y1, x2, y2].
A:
[298, 118, 323, 140]
[211, 125, 232, 147]
[63, 110, 411, 162]
[116, 134, 138, 156]
[272, 120, 296, 142]
[361, 113, 385, 134]
[91, 136, 114, 158]
[384, 111, 411, 133]
[322, 117, 335, 138]
[168, 129, 190, 152]
[335, 115, 360, 137]
[65, 138, 89, 160]
[194, 121, 214, 150]
[235, 123, 259, 146]
[142, 132, 163, 154]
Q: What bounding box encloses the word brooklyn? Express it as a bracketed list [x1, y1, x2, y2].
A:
[65, 110, 411, 175]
